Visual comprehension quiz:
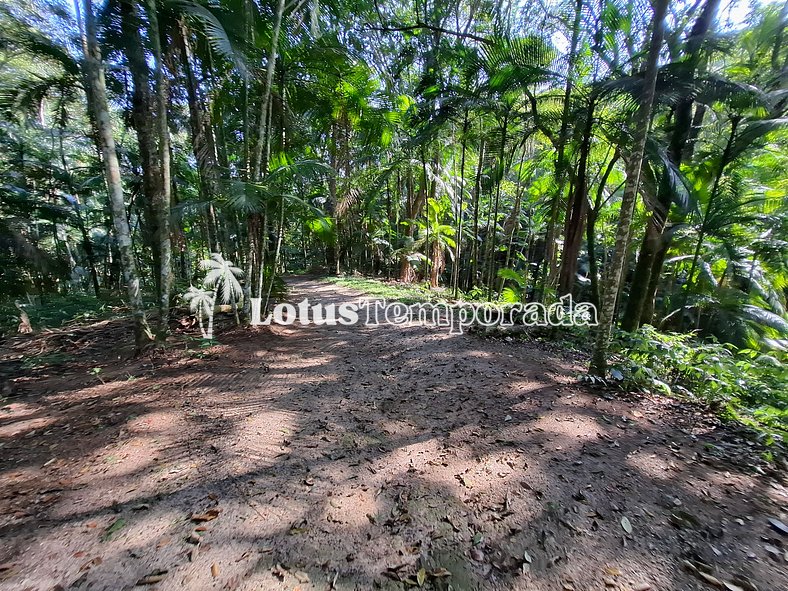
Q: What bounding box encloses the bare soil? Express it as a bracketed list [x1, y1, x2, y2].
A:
[1, 277, 787, 591]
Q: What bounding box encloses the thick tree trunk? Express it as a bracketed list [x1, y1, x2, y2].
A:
[79, 0, 151, 352]
[591, 0, 668, 376]
[120, 0, 161, 294]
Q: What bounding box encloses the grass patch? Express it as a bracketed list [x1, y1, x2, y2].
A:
[324, 276, 436, 304]
[323, 275, 491, 304]
[0, 293, 127, 336]
[21, 352, 76, 370]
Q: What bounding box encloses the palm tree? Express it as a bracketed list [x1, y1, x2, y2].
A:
[183, 286, 216, 340]
[200, 252, 244, 324]
[413, 198, 457, 288]
[591, 0, 670, 376]
[77, 0, 152, 352]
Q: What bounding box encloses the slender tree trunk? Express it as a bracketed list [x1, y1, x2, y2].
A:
[623, 0, 721, 330]
[558, 96, 595, 296]
[452, 110, 469, 298]
[326, 121, 339, 274]
[148, 0, 173, 340]
[79, 0, 151, 352]
[486, 112, 508, 299]
[682, 116, 740, 326]
[470, 137, 485, 289]
[180, 21, 221, 203]
[542, 0, 583, 300]
[591, 0, 668, 376]
[251, 0, 285, 181]
[499, 143, 527, 294]
[263, 199, 285, 312]
[59, 131, 101, 297]
[586, 153, 619, 309]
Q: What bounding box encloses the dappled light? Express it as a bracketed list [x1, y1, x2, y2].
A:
[1, 0, 787, 589]
[1, 279, 786, 591]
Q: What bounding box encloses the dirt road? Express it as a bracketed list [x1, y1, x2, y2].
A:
[1, 278, 786, 590]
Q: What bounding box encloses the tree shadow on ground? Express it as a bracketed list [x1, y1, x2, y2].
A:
[0, 278, 785, 591]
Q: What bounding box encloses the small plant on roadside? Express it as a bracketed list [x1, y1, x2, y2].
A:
[200, 253, 244, 325]
[89, 366, 104, 384]
[182, 286, 216, 340]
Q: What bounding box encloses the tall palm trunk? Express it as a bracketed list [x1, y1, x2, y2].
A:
[78, 0, 151, 352]
[591, 0, 669, 376]
[586, 152, 620, 309]
[622, 0, 722, 330]
[452, 111, 469, 298]
[120, 0, 161, 294]
[251, 0, 285, 180]
[542, 0, 583, 300]
[486, 111, 509, 299]
[469, 137, 485, 289]
[148, 0, 173, 340]
[558, 96, 595, 296]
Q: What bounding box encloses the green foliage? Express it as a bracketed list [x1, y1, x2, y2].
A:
[200, 253, 243, 305]
[610, 325, 788, 436]
[0, 294, 121, 336]
[325, 276, 434, 304]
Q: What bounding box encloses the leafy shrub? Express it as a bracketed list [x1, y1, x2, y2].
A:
[610, 325, 787, 435]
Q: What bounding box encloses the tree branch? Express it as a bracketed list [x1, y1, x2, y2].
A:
[364, 22, 491, 45]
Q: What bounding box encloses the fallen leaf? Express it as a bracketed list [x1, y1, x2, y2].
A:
[156, 536, 171, 549]
[431, 568, 451, 578]
[78, 556, 102, 572]
[211, 563, 219, 578]
[101, 518, 126, 541]
[621, 516, 632, 534]
[136, 569, 167, 585]
[764, 544, 781, 560]
[729, 574, 759, 591]
[191, 508, 221, 522]
[768, 517, 788, 536]
[698, 572, 723, 587]
[416, 568, 426, 587]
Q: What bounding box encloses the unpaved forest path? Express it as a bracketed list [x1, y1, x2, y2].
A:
[1, 278, 787, 591]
